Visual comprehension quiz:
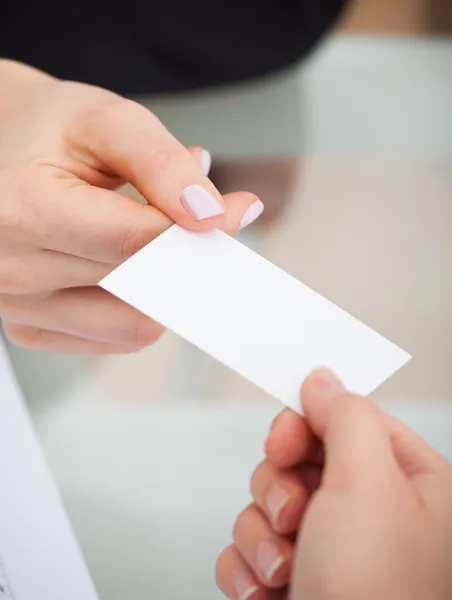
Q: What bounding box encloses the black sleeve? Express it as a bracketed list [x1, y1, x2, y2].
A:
[1, 0, 348, 95]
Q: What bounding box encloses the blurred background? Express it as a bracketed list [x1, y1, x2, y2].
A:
[3, 1, 452, 598]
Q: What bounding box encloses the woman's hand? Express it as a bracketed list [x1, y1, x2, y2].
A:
[0, 60, 262, 354]
[217, 369, 452, 600]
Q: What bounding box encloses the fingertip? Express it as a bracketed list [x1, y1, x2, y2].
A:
[266, 410, 319, 468]
[301, 372, 401, 484]
[301, 367, 346, 430]
[176, 188, 263, 234]
[222, 192, 264, 235]
[216, 544, 268, 600]
[265, 409, 298, 456]
[239, 199, 264, 230]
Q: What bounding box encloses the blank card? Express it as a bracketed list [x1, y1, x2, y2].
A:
[100, 226, 411, 412]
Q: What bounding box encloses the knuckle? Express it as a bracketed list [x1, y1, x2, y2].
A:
[101, 96, 158, 132]
[146, 142, 185, 169]
[68, 88, 121, 138]
[103, 99, 184, 166]
[76, 94, 151, 153]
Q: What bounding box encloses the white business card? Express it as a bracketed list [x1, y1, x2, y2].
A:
[100, 225, 411, 412]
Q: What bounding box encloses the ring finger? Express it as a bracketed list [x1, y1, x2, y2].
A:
[250, 460, 322, 535]
[2, 322, 140, 354]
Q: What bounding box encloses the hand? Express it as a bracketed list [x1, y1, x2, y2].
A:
[0, 60, 262, 354]
[217, 369, 452, 600]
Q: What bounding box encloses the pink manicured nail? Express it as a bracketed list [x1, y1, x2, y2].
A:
[256, 540, 285, 583]
[240, 200, 264, 229]
[266, 484, 289, 526]
[234, 570, 259, 600]
[201, 149, 212, 175]
[181, 185, 225, 220]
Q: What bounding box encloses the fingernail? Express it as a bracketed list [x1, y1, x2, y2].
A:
[201, 149, 212, 175]
[308, 367, 345, 396]
[256, 541, 285, 583]
[266, 484, 289, 527]
[240, 199, 264, 229]
[181, 185, 225, 220]
[234, 570, 259, 600]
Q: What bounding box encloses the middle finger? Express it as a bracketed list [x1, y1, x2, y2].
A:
[0, 250, 112, 295]
[250, 460, 322, 535]
[265, 409, 323, 469]
[0, 286, 165, 348]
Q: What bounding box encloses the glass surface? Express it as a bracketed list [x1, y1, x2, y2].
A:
[3, 30, 452, 600]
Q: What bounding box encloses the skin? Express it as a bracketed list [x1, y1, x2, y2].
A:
[0, 59, 259, 354]
[217, 369, 452, 600]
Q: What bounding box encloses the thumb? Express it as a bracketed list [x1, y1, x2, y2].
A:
[76, 98, 260, 232]
[302, 369, 444, 487]
[301, 368, 399, 489]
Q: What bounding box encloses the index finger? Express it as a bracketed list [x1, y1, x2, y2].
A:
[76, 98, 257, 231]
[265, 409, 323, 469]
[39, 180, 259, 264]
[37, 182, 171, 264]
